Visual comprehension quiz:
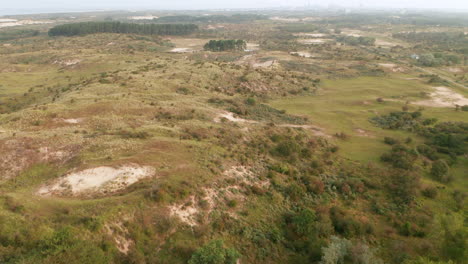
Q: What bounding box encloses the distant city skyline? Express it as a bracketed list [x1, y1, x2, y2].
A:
[1, 0, 467, 16]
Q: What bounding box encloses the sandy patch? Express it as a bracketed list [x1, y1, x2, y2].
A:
[355, 128, 374, 138]
[414, 87, 468, 108]
[270, 17, 300, 22]
[170, 48, 194, 53]
[53, 59, 81, 66]
[38, 165, 155, 196]
[214, 112, 329, 137]
[278, 124, 330, 138]
[290, 51, 316, 58]
[0, 19, 52, 28]
[105, 221, 134, 254]
[206, 24, 225, 30]
[214, 112, 258, 123]
[378, 63, 405, 72]
[294, 33, 327, 38]
[253, 60, 276, 68]
[299, 39, 333, 45]
[63, 118, 83, 124]
[128, 16, 158, 20]
[0, 19, 18, 23]
[375, 39, 399, 47]
[446, 67, 464, 73]
[245, 43, 260, 51]
[0, 139, 78, 180]
[169, 196, 199, 226]
[169, 166, 266, 226]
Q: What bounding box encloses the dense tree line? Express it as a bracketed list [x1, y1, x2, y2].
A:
[48, 22, 198, 37]
[336, 35, 375, 46]
[204, 39, 247, 52]
[392, 31, 467, 45]
[0, 29, 39, 41]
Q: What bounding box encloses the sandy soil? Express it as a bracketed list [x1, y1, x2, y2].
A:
[214, 112, 258, 123]
[170, 48, 194, 53]
[278, 124, 331, 138]
[214, 111, 329, 137]
[63, 118, 83, 124]
[446, 67, 464, 73]
[53, 59, 82, 66]
[0, 139, 78, 180]
[169, 166, 263, 226]
[375, 39, 399, 47]
[253, 60, 276, 68]
[105, 221, 134, 254]
[0, 19, 52, 28]
[294, 33, 327, 38]
[378, 63, 405, 72]
[299, 39, 333, 44]
[355, 128, 374, 138]
[290, 51, 313, 58]
[414, 87, 468, 108]
[128, 16, 158, 20]
[245, 43, 260, 51]
[38, 165, 155, 196]
[270, 17, 300, 22]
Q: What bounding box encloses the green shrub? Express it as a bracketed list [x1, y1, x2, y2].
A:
[384, 137, 399, 145]
[430, 160, 450, 183]
[188, 240, 240, 264]
[422, 186, 438, 199]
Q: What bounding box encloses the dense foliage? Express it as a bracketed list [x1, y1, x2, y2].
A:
[204, 40, 247, 52]
[0, 29, 40, 41]
[48, 22, 198, 36]
[336, 35, 375, 46]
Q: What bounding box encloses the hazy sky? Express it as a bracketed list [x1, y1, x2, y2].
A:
[1, 0, 467, 13]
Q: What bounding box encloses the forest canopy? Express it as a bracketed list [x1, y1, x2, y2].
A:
[203, 40, 247, 52]
[48, 22, 198, 36]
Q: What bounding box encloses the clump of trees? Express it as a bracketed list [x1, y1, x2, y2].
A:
[417, 53, 461, 67]
[336, 36, 375, 46]
[188, 240, 240, 264]
[48, 22, 198, 36]
[392, 31, 467, 46]
[203, 40, 247, 52]
[0, 29, 39, 41]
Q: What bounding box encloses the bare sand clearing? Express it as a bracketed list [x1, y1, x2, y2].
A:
[378, 63, 405, 72]
[253, 60, 276, 68]
[0, 19, 52, 28]
[61, 118, 83, 124]
[290, 51, 313, 58]
[214, 112, 258, 123]
[128, 16, 158, 20]
[294, 33, 327, 38]
[278, 124, 331, 138]
[105, 221, 134, 254]
[375, 39, 399, 47]
[170, 48, 194, 53]
[245, 43, 260, 51]
[169, 166, 264, 226]
[38, 165, 155, 196]
[53, 59, 81, 66]
[270, 17, 300, 22]
[299, 39, 333, 44]
[214, 112, 329, 137]
[414, 87, 468, 108]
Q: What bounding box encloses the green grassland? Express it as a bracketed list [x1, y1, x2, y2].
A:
[0, 10, 467, 264]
